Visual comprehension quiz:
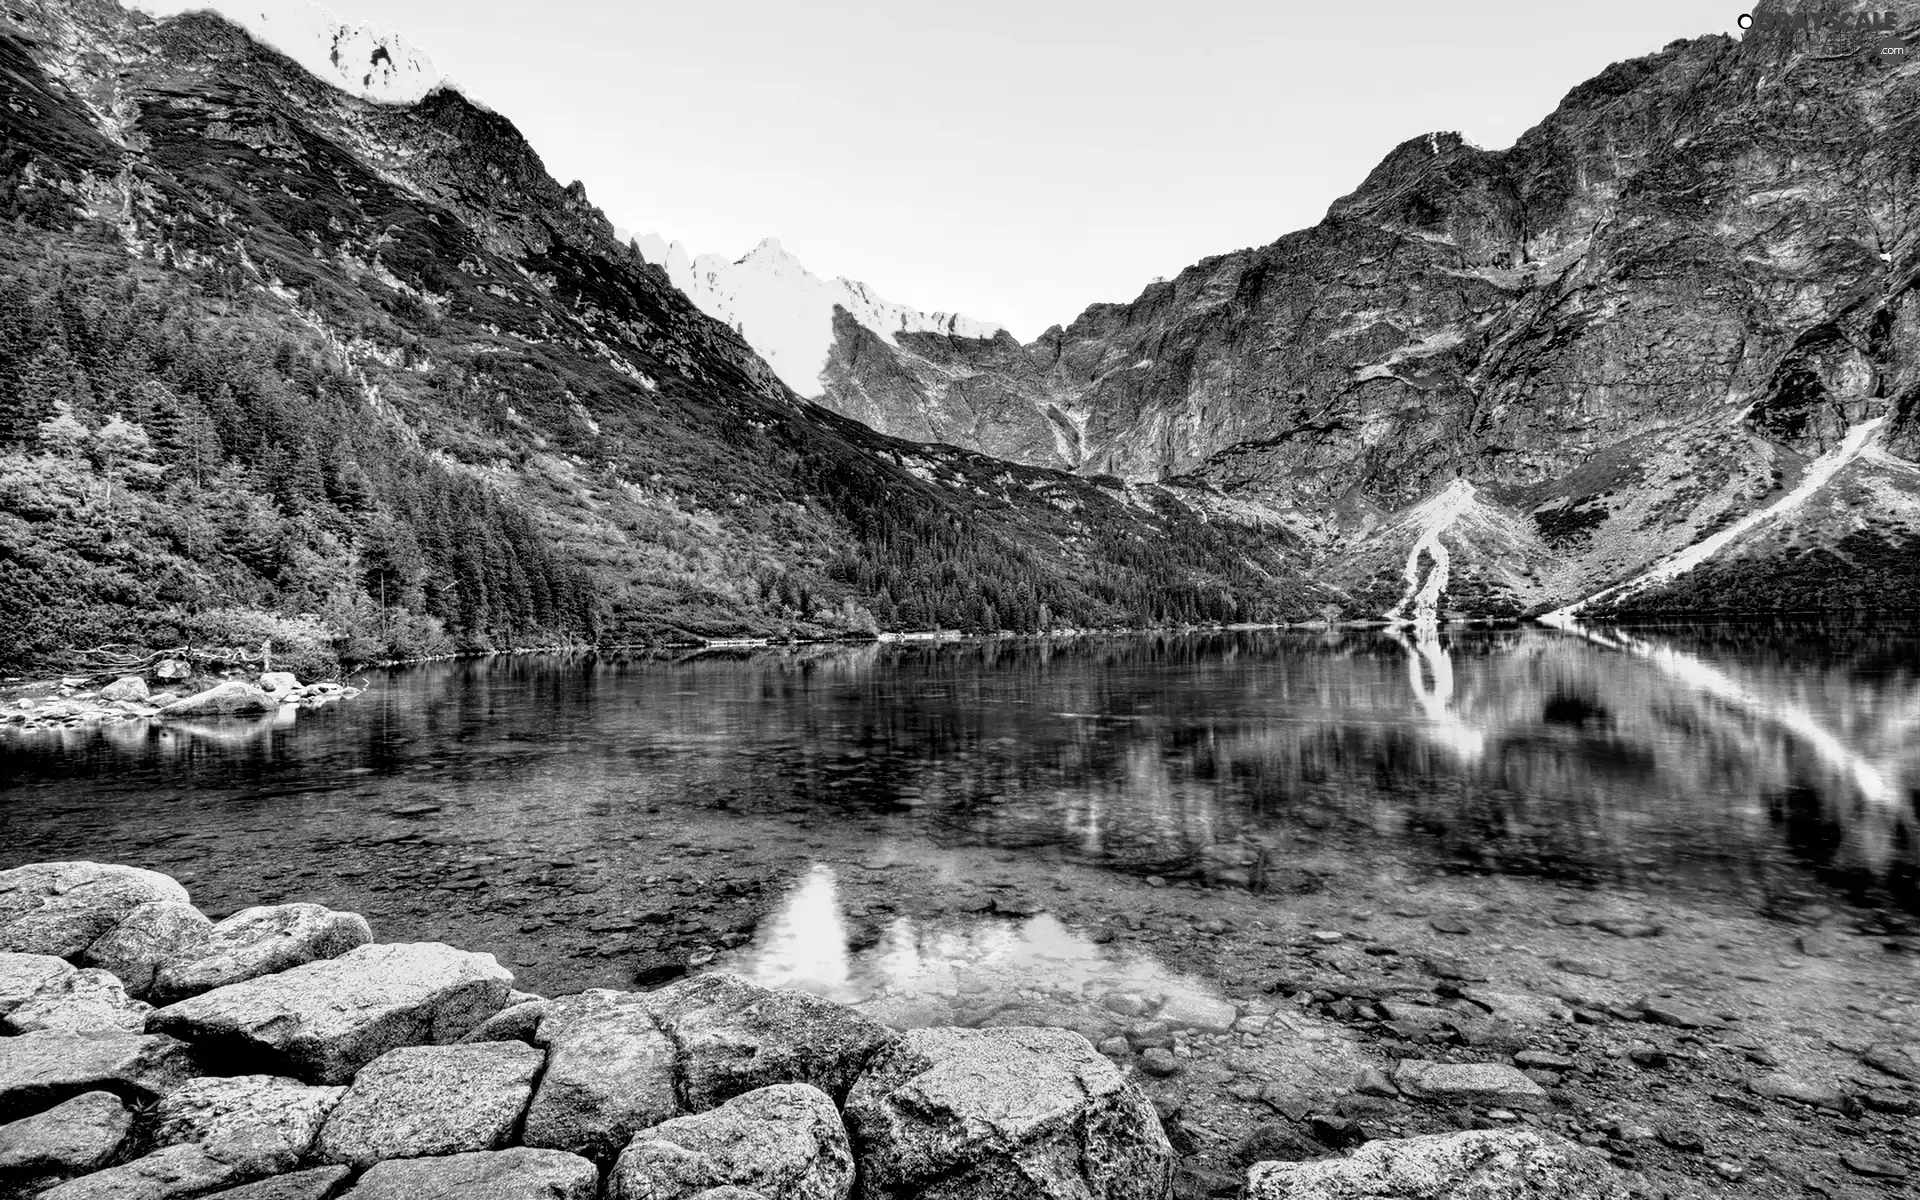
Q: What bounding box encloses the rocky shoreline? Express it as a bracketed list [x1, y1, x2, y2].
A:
[0, 861, 1646, 1199]
[2, 671, 359, 734]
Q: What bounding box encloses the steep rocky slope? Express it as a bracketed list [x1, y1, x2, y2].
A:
[0, 0, 1318, 672]
[820, 0, 1920, 618]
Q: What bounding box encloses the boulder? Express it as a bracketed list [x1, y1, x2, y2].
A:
[316, 1041, 544, 1167]
[460, 998, 550, 1045]
[2, 966, 151, 1034]
[147, 942, 514, 1085]
[843, 1025, 1173, 1200]
[1246, 1129, 1628, 1199]
[39, 1143, 238, 1200]
[158, 683, 277, 718]
[339, 1147, 598, 1200]
[0, 952, 78, 1016]
[100, 677, 150, 702]
[154, 904, 373, 1002]
[1747, 1071, 1847, 1109]
[0, 1090, 134, 1189]
[523, 989, 681, 1161]
[202, 1165, 354, 1199]
[648, 973, 897, 1108]
[83, 902, 215, 998]
[1391, 1060, 1549, 1111]
[608, 1083, 852, 1200]
[155, 659, 192, 681]
[0, 1029, 200, 1121]
[258, 673, 300, 698]
[0, 862, 191, 957]
[150, 1074, 343, 1175]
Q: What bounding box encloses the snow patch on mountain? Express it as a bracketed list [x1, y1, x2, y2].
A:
[121, 0, 445, 104]
[1545, 417, 1889, 622]
[632, 233, 1003, 399]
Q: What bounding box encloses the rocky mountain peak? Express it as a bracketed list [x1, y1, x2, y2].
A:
[120, 0, 445, 103]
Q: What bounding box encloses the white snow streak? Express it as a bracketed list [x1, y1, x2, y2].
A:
[1387, 479, 1476, 625]
[1546, 418, 1886, 621]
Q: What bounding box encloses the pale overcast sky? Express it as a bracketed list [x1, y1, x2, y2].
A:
[315, 0, 1746, 339]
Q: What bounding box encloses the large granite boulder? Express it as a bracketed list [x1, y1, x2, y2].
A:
[40, 1074, 341, 1200]
[0, 952, 78, 1016]
[844, 1025, 1173, 1200]
[648, 974, 898, 1109]
[147, 942, 514, 1084]
[0, 1090, 134, 1192]
[201, 1165, 353, 1199]
[315, 1041, 545, 1167]
[158, 683, 278, 718]
[523, 989, 682, 1161]
[339, 1147, 599, 1199]
[461, 998, 551, 1045]
[82, 902, 215, 999]
[0, 1029, 200, 1121]
[0, 862, 190, 957]
[610, 1084, 851, 1200]
[257, 673, 300, 699]
[153, 904, 374, 1002]
[100, 676, 151, 702]
[1246, 1129, 1628, 1199]
[2, 966, 151, 1034]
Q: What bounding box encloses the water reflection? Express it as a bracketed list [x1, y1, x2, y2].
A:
[723, 856, 1229, 1023]
[3, 623, 1916, 917]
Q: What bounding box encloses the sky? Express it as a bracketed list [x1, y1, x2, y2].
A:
[301, 0, 1747, 340]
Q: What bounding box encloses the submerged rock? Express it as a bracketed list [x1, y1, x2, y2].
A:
[608, 1083, 853, 1200]
[844, 1025, 1173, 1200]
[315, 1041, 544, 1167]
[82, 902, 215, 999]
[339, 1147, 598, 1199]
[523, 989, 680, 1161]
[0, 862, 191, 958]
[153, 904, 374, 1002]
[1246, 1129, 1627, 1199]
[1390, 1060, 1549, 1111]
[147, 942, 513, 1084]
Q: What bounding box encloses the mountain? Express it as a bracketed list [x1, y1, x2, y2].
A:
[629, 233, 1001, 402]
[815, 0, 1920, 619]
[0, 0, 1317, 676]
[124, 0, 443, 103]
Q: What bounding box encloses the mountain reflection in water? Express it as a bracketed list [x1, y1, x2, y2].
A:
[2, 622, 1916, 918]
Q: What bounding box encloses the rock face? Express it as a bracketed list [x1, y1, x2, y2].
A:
[813, 7, 1920, 618]
[0, 1090, 133, 1189]
[0, 862, 192, 957]
[1246, 1129, 1627, 1199]
[158, 682, 280, 717]
[523, 989, 681, 1161]
[82, 902, 216, 999]
[609, 1083, 853, 1200]
[844, 1025, 1174, 1200]
[153, 904, 374, 1002]
[340, 1147, 599, 1200]
[147, 942, 514, 1084]
[649, 973, 898, 1108]
[0, 1029, 201, 1121]
[315, 1041, 545, 1167]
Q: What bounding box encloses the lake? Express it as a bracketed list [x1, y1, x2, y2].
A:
[3, 623, 1913, 999]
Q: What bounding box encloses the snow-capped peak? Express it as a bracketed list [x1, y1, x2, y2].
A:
[632, 233, 1004, 399]
[121, 0, 446, 104]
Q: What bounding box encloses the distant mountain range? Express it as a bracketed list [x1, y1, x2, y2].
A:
[0, 0, 1913, 679]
